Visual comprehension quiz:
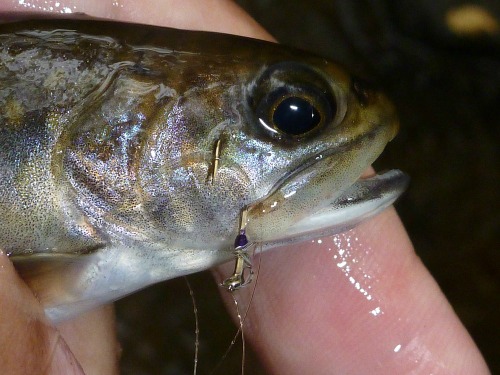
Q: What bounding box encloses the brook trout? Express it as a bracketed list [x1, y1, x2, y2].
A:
[0, 19, 407, 321]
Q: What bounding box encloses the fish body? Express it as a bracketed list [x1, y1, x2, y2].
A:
[0, 20, 407, 321]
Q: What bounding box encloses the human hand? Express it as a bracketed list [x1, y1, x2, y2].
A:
[0, 1, 490, 374]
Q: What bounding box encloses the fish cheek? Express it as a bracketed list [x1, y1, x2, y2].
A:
[140, 93, 253, 243]
[142, 162, 252, 244]
[133, 75, 260, 244]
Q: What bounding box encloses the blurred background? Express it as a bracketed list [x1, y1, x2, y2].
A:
[117, 1, 499, 373]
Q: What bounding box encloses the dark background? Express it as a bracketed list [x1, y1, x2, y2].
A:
[117, 1, 500, 373]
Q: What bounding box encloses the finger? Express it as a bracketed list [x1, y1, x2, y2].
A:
[0, 0, 273, 39]
[56, 306, 120, 375]
[215, 209, 490, 374]
[0, 250, 84, 375]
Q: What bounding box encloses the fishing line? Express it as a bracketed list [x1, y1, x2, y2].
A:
[184, 277, 199, 375]
[233, 291, 246, 375]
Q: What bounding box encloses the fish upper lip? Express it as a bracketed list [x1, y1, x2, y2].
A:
[260, 147, 337, 201]
[268, 126, 380, 197]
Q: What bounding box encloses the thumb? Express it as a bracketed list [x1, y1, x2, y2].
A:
[0, 249, 85, 374]
[0, 250, 119, 375]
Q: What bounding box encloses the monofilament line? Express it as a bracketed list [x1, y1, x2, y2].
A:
[185, 277, 199, 375]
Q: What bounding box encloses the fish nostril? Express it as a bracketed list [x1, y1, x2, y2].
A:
[351, 77, 378, 106]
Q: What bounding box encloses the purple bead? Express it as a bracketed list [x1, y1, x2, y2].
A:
[234, 231, 248, 248]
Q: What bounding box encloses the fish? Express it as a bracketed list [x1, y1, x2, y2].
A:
[0, 19, 408, 322]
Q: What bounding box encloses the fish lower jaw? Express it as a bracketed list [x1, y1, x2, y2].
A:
[261, 169, 409, 248]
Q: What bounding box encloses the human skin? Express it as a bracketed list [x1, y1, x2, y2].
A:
[0, 1, 491, 374]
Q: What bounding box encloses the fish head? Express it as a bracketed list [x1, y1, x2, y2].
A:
[146, 46, 401, 244]
[137, 50, 400, 246]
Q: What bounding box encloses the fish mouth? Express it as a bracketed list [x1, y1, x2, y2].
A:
[265, 123, 394, 201]
[262, 169, 409, 246]
[245, 117, 407, 243]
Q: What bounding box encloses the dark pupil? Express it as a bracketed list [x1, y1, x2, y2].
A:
[272, 96, 321, 135]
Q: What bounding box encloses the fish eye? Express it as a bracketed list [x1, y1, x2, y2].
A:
[272, 95, 322, 136]
[250, 62, 338, 139]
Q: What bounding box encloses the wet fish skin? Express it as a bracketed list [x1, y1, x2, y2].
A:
[0, 19, 401, 321]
